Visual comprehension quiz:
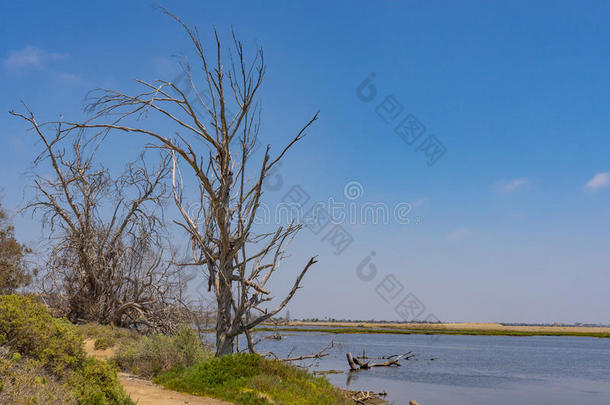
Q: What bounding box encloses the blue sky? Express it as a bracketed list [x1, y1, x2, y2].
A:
[2, 0, 610, 323]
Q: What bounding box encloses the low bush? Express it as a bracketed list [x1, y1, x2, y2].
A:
[68, 357, 131, 405]
[0, 294, 133, 405]
[94, 336, 116, 350]
[0, 355, 76, 404]
[79, 322, 138, 345]
[113, 325, 212, 377]
[0, 294, 84, 374]
[154, 353, 352, 405]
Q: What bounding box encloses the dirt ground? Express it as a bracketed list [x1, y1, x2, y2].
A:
[118, 373, 232, 405]
[83, 339, 233, 405]
[83, 339, 116, 360]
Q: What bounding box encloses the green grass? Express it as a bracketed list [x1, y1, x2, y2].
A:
[253, 326, 610, 338]
[154, 353, 351, 405]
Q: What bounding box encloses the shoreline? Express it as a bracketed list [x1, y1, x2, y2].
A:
[252, 321, 610, 338]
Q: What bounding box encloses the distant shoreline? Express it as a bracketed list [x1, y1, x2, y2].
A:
[254, 321, 610, 338]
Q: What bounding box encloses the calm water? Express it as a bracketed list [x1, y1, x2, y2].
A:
[240, 332, 610, 404]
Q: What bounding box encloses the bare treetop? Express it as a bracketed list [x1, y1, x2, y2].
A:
[48, 10, 319, 356]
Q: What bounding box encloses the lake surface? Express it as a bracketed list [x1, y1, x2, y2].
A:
[241, 332, 610, 404]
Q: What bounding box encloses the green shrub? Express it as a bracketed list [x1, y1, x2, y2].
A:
[0, 356, 76, 404]
[173, 325, 211, 366]
[0, 294, 133, 405]
[79, 323, 138, 345]
[94, 336, 116, 350]
[154, 353, 351, 405]
[68, 357, 132, 405]
[113, 325, 211, 377]
[0, 294, 84, 374]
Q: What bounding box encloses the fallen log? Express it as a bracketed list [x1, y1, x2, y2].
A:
[347, 352, 359, 370]
[263, 339, 334, 363]
[352, 391, 375, 404]
[344, 390, 387, 405]
[347, 351, 416, 370]
[313, 369, 343, 375]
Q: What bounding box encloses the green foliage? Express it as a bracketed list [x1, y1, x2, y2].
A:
[0, 294, 84, 374]
[172, 325, 212, 366]
[0, 356, 76, 404]
[113, 325, 212, 377]
[68, 358, 132, 405]
[0, 294, 133, 404]
[0, 203, 33, 294]
[79, 322, 138, 344]
[154, 353, 351, 405]
[94, 336, 116, 350]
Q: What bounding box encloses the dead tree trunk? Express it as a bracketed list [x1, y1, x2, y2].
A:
[215, 276, 234, 356]
[347, 352, 360, 370]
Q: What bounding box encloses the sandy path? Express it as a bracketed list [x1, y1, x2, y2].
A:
[118, 373, 232, 405]
[83, 339, 116, 360]
[83, 339, 233, 405]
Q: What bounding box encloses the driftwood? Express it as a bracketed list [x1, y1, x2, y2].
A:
[349, 390, 387, 404]
[347, 351, 416, 370]
[313, 369, 343, 376]
[265, 318, 283, 340]
[352, 391, 376, 404]
[263, 339, 335, 363]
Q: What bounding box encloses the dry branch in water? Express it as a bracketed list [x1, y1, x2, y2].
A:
[346, 351, 416, 370]
[263, 339, 335, 363]
[349, 390, 388, 405]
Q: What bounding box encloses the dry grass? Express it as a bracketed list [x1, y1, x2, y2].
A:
[288, 321, 610, 335]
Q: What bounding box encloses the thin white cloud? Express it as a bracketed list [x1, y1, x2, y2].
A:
[411, 198, 427, 208]
[3, 45, 66, 71]
[152, 56, 180, 77]
[499, 178, 529, 193]
[447, 228, 472, 242]
[585, 172, 610, 191]
[55, 72, 83, 83]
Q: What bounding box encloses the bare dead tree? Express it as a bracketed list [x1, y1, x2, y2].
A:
[10, 106, 189, 333]
[57, 11, 319, 356]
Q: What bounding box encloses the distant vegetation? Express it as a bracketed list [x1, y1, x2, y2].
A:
[259, 326, 610, 338]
